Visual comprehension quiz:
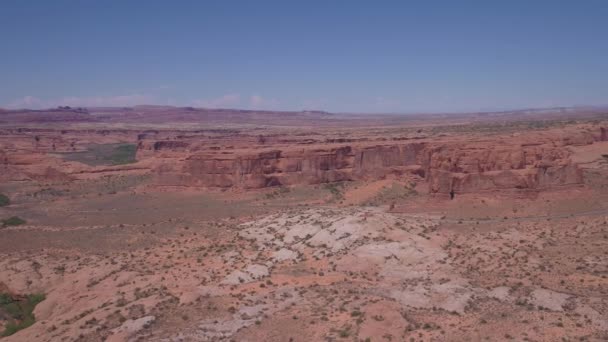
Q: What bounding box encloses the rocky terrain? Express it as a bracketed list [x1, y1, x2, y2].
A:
[0, 107, 607, 341]
[1, 107, 607, 194]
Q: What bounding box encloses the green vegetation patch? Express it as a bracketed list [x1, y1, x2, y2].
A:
[324, 182, 346, 202]
[0, 194, 9, 207]
[363, 182, 418, 206]
[0, 293, 45, 336]
[264, 186, 291, 199]
[59, 143, 137, 166]
[257, 184, 332, 206]
[1, 216, 26, 227]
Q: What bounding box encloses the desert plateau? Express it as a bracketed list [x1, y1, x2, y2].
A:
[0, 106, 607, 341]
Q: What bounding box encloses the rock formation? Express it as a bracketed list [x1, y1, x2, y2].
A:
[1, 107, 606, 194]
[138, 125, 604, 193]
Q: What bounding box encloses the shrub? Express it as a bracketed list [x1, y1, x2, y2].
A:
[0, 194, 9, 207]
[1, 216, 26, 227]
[0, 293, 45, 336]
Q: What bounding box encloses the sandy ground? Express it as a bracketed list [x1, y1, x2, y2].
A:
[0, 114, 607, 341]
[1, 179, 607, 341]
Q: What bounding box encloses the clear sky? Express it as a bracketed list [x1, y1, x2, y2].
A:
[1, 0, 607, 112]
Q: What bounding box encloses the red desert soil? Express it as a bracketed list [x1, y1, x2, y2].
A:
[0, 106, 607, 341]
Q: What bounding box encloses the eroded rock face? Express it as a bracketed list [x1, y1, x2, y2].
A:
[0, 125, 606, 193]
[147, 128, 599, 193]
[424, 143, 584, 193]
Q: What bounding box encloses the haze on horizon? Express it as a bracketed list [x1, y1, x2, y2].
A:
[1, 0, 607, 113]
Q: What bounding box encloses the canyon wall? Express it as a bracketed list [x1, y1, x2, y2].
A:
[1, 125, 606, 193]
[138, 127, 605, 193]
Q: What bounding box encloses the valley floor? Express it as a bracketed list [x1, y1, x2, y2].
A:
[1, 180, 607, 341]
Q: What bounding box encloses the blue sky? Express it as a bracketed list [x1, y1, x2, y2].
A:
[1, 1, 607, 112]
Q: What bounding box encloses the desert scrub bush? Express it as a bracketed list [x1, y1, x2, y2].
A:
[1, 293, 45, 336]
[338, 325, 352, 338]
[264, 186, 291, 199]
[324, 182, 346, 202]
[0, 194, 9, 207]
[363, 182, 417, 206]
[1, 216, 26, 227]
